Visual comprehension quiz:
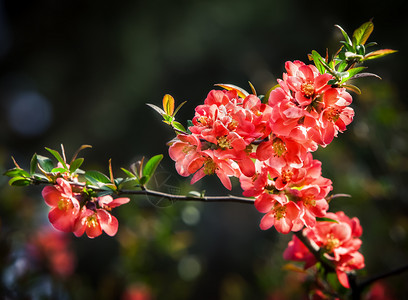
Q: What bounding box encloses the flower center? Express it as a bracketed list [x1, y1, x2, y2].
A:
[217, 136, 231, 149]
[326, 107, 341, 122]
[57, 198, 73, 211]
[182, 144, 196, 154]
[86, 214, 99, 228]
[272, 138, 287, 157]
[203, 159, 217, 175]
[325, 234, 340, 252]
[198, 116, 211, 127]
[273, 205, 286, 220]
[304, 195, 316, 207]
[281, 169, 293, 185]
[227, 119, 239, 131]
[301, 82, 315, 98]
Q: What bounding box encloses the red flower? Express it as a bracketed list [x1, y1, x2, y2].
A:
[284, 211, 365, 288]
[42, 178, 80, 232]
[73, 195, 129, 238]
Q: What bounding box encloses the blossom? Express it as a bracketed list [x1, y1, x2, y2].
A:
[283, 211, 365, 288]
[28, 226, 76, 278]
[73, 195, 130, 238]
[42, 178, 80, 232]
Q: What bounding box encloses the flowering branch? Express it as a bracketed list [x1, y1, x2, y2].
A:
[3, 20, 397, 298]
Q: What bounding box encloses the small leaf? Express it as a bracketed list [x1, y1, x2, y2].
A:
[45, 147, 68, 170]
[4, 168, 30, 178]
[282, 263, 308, 273]
[187, 191, 201, 198]
[141, 154, 163, 185]
[349, 72, 382, 81]
[310, 50, 325, 74]
[37, 155, 55, 173]
[335, 24, 352, 46]
[85, 170, 111, 185]
[173, 101, 187, 117]
[121, 168, 136, 178]
[118, 177, 140, 189]
[69, 158, 84, 173]
[363, 49, 397, 61]
[352, 21, 374, 46]
[215, 83, 249, 98]
[162, 94, 175, 116]
[139, 175, 149, 186]
[30, 153, 38, 175]
[9, 176, 31, 186]
[70, 144, 92, 163]
[172, 121, 186, 133]
[146, 103, 166, 116]
[343, 84, 361, 94]
[248, 81, 257, 95]
[51, 167, 68, 173]
[316, 217, 339, 223]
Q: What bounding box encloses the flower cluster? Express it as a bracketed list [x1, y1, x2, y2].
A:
[42, 178, 129, 238]
[169, 59, 355, 234]
[283, 211, 365, 288]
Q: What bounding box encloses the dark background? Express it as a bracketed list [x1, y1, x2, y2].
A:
[0, 0, 407, 299]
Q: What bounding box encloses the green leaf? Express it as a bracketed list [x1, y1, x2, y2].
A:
[146, 103, 165, 116]
[4, 168, 30, 178]
[310, 50, 325, 74]
[340, 67, 366, 84]
[121, 168, 137, 178]
[85, 170, 111, 185]
[69, 158, 84, 173]
[335, 24, 352, 46]
[172, 121, 186, 133]
[45, 147, 68, 170]
[316, 217, 339, 223]
[51, 167, 68, 173]
[37, 155, 54, 173]
[352, 21, 374, 46]
[173, 101, 187, 118]
[118, 177, 140, 189]
[142, 154, 163, 185]
[30, 153, 38, 175]
[9, 176, 31, 186]
[363, 49, 397, 61]
[139, 175, 149, 186]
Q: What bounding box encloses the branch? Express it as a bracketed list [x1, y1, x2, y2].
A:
[294, 230, 336, 272]
[31, 178, 255, 204]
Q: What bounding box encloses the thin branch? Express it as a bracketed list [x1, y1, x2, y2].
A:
[294, 230, 335, 271]
[31, 178, 255, 204]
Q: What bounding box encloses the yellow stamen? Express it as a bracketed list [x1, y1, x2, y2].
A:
[57, 198, 73, 211]
[203, 159, 217, 175]
[217, 136, 231, 149]
[272, 138, 287, 157]
[325, 234, 340, 252]
[301, 82, 315, 98]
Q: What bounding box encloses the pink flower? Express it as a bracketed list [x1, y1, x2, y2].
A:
[169, 134, 202, 177]
[284, 61, 333, 106]
[28, 226, 76, 278]
[284, 211, 365, 288]
[42, 178, 80, 232]
[73, 195, 129, 238]
[189, 150, 238, 190]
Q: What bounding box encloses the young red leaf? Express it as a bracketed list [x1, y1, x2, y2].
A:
[363, 49, 397, 61]
[162, 94, 175, 116]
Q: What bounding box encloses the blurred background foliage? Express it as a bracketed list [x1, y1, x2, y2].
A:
[0, 0, 407, 299]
